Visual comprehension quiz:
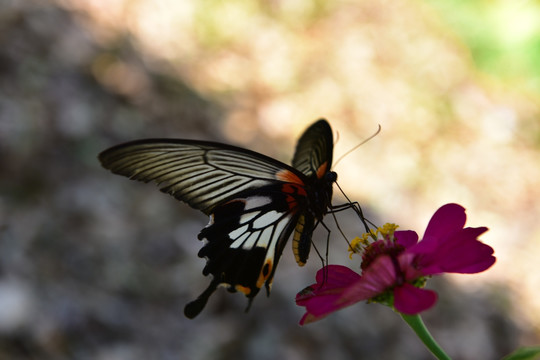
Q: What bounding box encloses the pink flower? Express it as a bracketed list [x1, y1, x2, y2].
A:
[296, 203, 496, 325]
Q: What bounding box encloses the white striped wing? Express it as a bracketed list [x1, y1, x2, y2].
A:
[99, 139, 306, 214]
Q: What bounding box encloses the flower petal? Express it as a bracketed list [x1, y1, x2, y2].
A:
[416, 203, 466, 253]
[316, 264, 362, 287]
[394, 230, 418, 248]
[394, 283, 438, 314]
[425, 203, 467, 238]
[398, 252, 423, 281]
[299, 292, 357, 324]
[417, 226, 495, 275]
[296, 265, 361, 324]
[342, 255, 396, 301]
[303, 294, 346, 317]
[296, 265, 360, 306]
[299, 312, 318, 325]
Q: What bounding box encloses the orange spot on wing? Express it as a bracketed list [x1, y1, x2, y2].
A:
[235, 285, 251, 295]
[276, 169, 304, 184]
[316, 161, 329, 179]
[256, 259, 273, 289]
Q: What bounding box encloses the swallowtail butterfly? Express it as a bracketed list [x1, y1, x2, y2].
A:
[99, 119, 337, 318]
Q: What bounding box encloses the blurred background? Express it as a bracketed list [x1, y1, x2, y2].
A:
[1, 0, 539, 359]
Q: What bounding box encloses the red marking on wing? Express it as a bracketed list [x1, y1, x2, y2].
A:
[281, 183, 307, 197]
[281, 183, 307, 210]
[276, 170, 307, 210]
[284, 195, 299, 211]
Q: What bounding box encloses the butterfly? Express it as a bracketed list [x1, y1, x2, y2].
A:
[99, 119, 337, 318]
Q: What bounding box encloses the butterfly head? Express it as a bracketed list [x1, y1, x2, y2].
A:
[325, 171, 337, 183]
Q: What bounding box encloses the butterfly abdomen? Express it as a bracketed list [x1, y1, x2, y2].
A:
[292, 213, 315, 266]
[291, 170, 336, 266]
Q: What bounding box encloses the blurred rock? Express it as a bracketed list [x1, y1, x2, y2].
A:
[0, 280, 35, 334]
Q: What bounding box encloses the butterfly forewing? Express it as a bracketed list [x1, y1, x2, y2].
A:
[99, 140, 305, 214]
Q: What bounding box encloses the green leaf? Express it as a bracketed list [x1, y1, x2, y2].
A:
[502, 346, 540, 360]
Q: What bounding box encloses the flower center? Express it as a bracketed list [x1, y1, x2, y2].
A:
[361, 239, 405, 271]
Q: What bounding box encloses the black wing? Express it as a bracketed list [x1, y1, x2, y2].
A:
[292, 119, 334, 179]
[290, 119, 336, 266]
[185, 185, 304, 318]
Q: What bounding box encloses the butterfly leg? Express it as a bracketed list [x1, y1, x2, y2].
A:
[329, 201, 372, 233]
[318, 220, 332, 286]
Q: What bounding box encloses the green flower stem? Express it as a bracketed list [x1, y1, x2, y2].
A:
[400, 313, 452, 360]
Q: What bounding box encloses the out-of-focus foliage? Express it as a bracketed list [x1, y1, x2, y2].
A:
[503, 346, 540, 360]
[425, 0, 540, 94]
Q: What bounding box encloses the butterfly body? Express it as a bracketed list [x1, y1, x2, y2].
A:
[99, 119, 335, 318]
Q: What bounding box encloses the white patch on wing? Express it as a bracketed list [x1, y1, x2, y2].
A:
[244, 196, 272, 210]
[274, 216, 290, 240]
[230, 230, 250, 248]
[229, 224, 249, 240]
[253, 211, 282, 229]
[205, 214, 214, 227]
[239, 211, 259, 224]
[251, 215, 294, 252]
[241, 231, 261, 249]
[231, 210, 294, 252]
[263, 215, 293, 258]
[257, 226, 275, 248]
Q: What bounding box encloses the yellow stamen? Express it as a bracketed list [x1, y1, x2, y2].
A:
[378, 223, 399, 238]
[348, 234, 370, 258]
[349, 223, 401, 258]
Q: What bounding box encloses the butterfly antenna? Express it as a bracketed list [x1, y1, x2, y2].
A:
[334, 129, 340, 145]
[333, 124, 381, 168]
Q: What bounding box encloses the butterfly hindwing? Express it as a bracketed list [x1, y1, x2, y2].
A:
[185, 187, 302, 318]
[98, 119, 336, 317]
